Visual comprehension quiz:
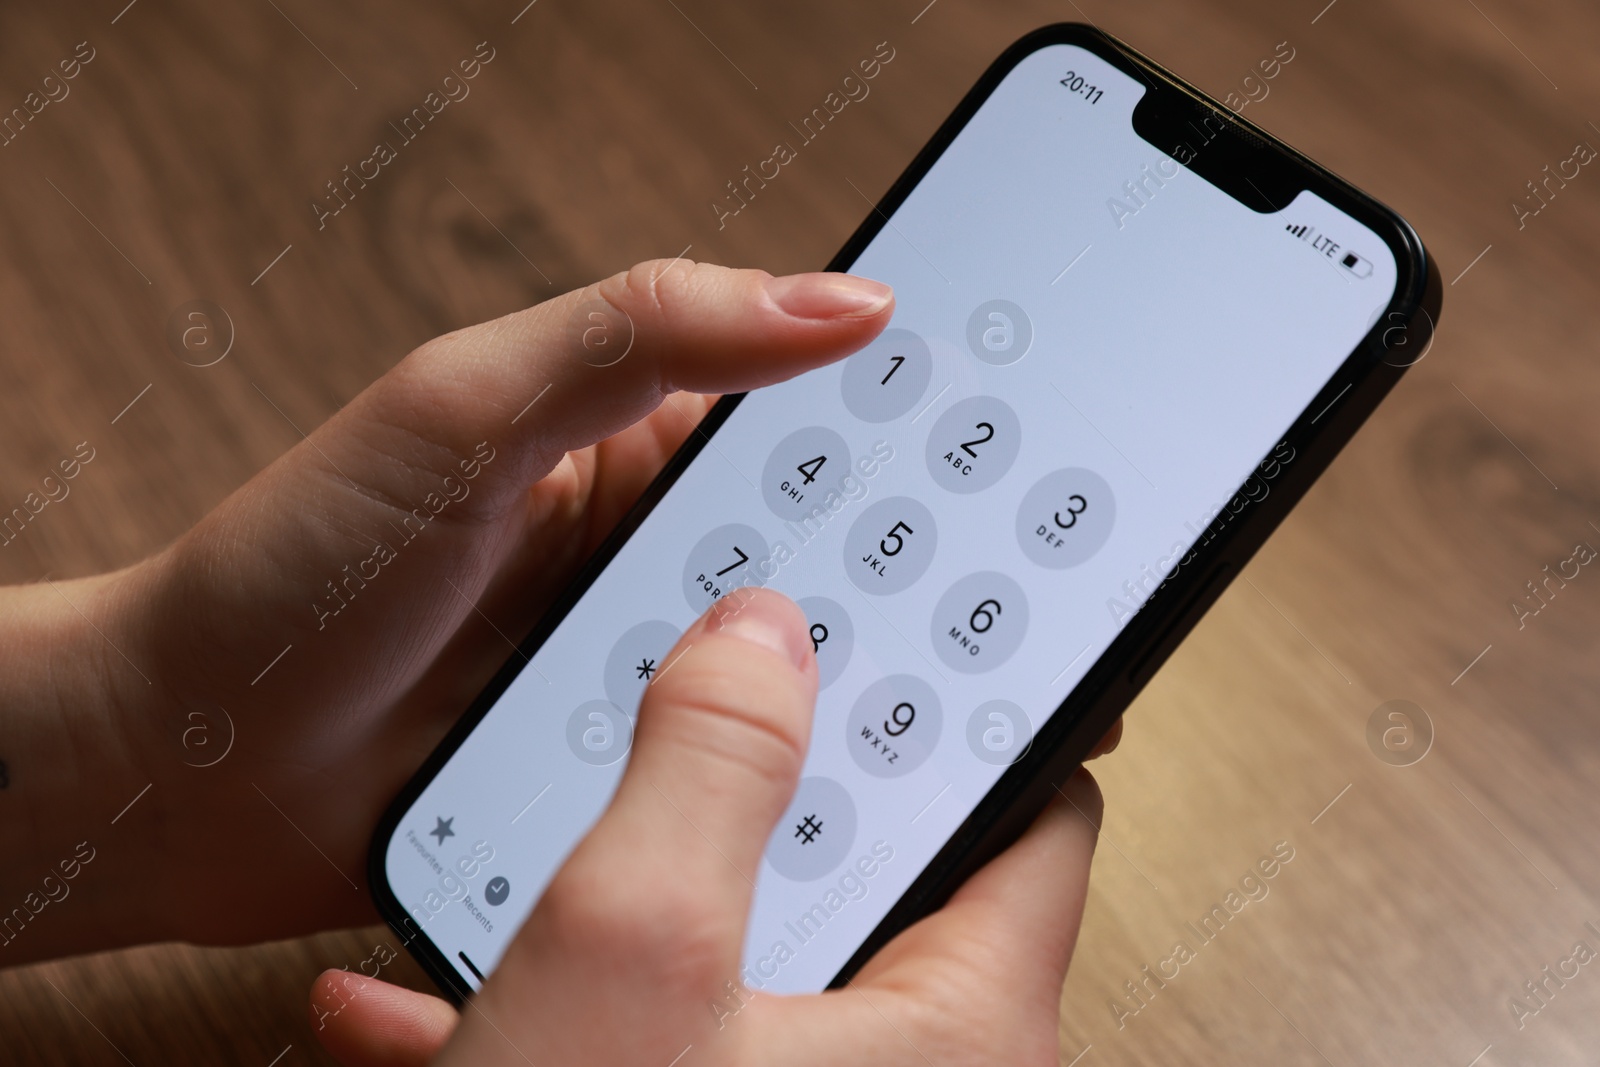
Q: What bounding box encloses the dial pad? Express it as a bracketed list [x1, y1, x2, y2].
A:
[840, 328, 933, 423]
[842, 496, 938, 596]
[765, 776, 858, 882]
[1015, 467, 1116, 569]
[846, 675, 944, 778]
[796, 595, 855, 690]
[923, 395, 1022, 494]
[561, 303, 1131, 894]
[603, 620, 682, 713]
[762, 426, 854, 521]
[683, 523, 770, 612]
[929, 571, 1030, 674]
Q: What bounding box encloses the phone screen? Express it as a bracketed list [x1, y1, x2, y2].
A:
[383, 41, 1400, 995]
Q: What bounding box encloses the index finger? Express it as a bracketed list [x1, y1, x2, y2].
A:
[353, 261, 895, 501]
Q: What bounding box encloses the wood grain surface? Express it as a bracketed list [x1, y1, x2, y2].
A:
[1, 0, 1597, 1063]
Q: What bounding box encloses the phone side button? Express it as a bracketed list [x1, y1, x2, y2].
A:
[1126, 563, 1231, 687]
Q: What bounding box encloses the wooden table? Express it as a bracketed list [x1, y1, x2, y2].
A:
[3, 0, 1597, 1063]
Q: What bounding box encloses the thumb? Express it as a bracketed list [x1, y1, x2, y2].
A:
[443, 588, 817, 1064]
[576, 585, 819, 948]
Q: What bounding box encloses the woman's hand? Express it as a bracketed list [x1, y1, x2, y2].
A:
[0, 261, 894, 962]
[310, 590, 1109, 1067]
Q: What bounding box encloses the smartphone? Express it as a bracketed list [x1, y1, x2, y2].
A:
[371, 22, 1441, 1000]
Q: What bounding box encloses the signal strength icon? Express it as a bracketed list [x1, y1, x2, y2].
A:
[1285, 223, 1313, 238]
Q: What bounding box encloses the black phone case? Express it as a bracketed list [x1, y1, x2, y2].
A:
[369, 22, 1443, 1003]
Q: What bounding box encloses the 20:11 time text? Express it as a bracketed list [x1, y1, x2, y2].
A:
[1060, 71, 1104, 105]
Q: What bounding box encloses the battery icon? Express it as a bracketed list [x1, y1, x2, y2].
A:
[1339, 250, 1373, 279]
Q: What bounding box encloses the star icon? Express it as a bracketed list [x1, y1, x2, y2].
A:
[429, 816, 456, 845]
[635, 657, 657, 681]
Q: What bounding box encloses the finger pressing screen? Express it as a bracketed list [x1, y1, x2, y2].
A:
[438, 589, 820, 1065]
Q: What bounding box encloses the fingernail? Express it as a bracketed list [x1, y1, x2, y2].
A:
[709, 590, 813, 671]
[766, 272, 893, 319]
